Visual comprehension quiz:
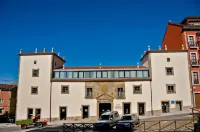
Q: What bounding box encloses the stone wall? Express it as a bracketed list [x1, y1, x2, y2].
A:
[85, 82, 125, 99]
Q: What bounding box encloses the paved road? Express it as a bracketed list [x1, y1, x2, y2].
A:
[0, 113, 193, 132]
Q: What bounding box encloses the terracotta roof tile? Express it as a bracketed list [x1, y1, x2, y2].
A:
[0, 84, 17, 91]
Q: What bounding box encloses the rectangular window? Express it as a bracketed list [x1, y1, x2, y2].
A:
[166, 84, 176, 93]
[61, 85, 69, 94]
[102, 71, 108, 78]
[193, 72, 199, 84]
[165, 67, 174, 75]
[117, 88, 123, 97]
[90, 71, 96, 78]
[0, 99, 3, 103]
[67, 71, 73, 78]
[86, 88, 93, 97]
[79, 72, 84, 78]
[32, 69, 39, 77]
[27, 108, 33, 119]
[137, 71, 143, 77]
[108, 71, 114, 78]
[176, 101, 182, 111]
[96, 71, 101, 78]
[188, 36, 195, 46]
[35, 108, 41, 119]
[60, 71, 67, 78]
[161, 102, 170, 113]
[84, 72, 90, 78]
[130, 71, 136, 77]
[143, 71, 149, 77]
[190, 53, 198, 64]
[54, 72, 60, 78]
[113, 71, 119, 78]
[31, 86, 38, 94]
[118, 71, 124, 78]
[125, 71, 130, 78]
[72, 71, 78, 78]
[133, 85, 142, 94]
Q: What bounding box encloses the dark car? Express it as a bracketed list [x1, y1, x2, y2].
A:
[194, 115, 200, 132]
[116, 114, 140, 131]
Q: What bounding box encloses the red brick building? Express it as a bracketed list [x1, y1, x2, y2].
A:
[162, 16, 200, 108]
[0, 84, 17, 115]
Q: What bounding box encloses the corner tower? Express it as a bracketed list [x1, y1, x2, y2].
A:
[16, 48, 65, 120]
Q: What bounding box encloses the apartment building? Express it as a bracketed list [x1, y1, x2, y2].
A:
[162, 16, 200, 108]
[0, 84, 17, 115]
[16, 47, 192, 121]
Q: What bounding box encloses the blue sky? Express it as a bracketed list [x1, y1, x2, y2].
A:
[0, 0, 199, 82]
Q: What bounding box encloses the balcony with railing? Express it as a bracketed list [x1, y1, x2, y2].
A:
[190, 59, 200, 66]
[188, 41, 198, 48]
[193, 79, 200, 85]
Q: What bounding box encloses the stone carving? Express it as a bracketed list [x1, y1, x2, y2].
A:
[96, 93, 114, 100]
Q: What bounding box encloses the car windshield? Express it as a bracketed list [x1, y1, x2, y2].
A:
[99, 115, 110, 120]
[120, 115, 132, 121]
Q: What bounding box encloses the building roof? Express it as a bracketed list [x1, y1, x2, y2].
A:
[0, 84, 17, 91]
[180, 16, 200, 24]
[55, 65, 147, 70]
[140, 50, 188, 61]
[18, 52, 66, 62]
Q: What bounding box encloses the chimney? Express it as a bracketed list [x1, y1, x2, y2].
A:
[148, 45, 150, 51]
[20, 49, 22, 54]
[35, 48, 38, 53]
[137, 63, 139, 68]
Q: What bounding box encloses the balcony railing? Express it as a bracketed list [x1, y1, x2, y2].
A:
[188, 42, 198, 48]
[190, 59, 200, 66]
[193, 79, 199, 85]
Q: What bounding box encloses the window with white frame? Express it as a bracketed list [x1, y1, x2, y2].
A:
[192, 72, 199, 84]
[0, 99, 3, 103]
[190, 53, 197, 64]
[188, 36, 195, 46]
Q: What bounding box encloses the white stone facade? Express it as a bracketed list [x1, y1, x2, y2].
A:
[16, 50, 192, 121]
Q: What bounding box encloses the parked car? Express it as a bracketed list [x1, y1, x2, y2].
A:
[116, 114, 140, 131]
[94, 111, 120, 130]
[194, 115, 200, 132]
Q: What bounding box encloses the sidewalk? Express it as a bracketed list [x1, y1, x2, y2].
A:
[48, 112, 192, 127]
[0, 123, 17, 128]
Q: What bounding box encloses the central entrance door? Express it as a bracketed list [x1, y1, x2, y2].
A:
[99, 103, 111, 117]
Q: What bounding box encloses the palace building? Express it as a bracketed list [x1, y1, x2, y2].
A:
[162, 16, 200, 108]
[16, 47, 192, 121]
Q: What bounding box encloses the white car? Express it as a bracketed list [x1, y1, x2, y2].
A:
[94, 111, 120, 130]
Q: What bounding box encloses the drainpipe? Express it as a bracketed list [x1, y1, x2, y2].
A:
[50, 81, 52, 122]
[150, 81, 153, 115]
[49, 55, 54, 122]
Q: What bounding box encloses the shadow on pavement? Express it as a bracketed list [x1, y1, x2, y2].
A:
[27, 125, 63, 132]
[26, 125, 121, 132]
